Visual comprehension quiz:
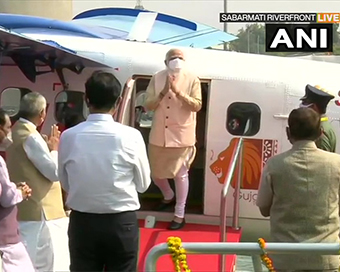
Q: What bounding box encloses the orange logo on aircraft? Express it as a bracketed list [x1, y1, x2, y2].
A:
[210, 138, 278, 190]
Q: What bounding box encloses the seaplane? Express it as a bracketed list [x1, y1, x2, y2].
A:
[0, 7, 340, 272]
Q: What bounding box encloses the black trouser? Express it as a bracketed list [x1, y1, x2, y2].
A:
[68, 210, 139, 272]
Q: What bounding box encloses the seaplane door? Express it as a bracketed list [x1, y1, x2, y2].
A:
[204, 79, 286, 219]
[115, 78, 135, 124]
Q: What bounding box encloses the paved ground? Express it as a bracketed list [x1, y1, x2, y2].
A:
[236, 255, 267, 271]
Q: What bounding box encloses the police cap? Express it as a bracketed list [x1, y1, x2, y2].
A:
[300, 84, 335, 103]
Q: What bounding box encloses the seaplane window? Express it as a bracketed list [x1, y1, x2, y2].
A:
[0, 87, 31, 117]
[226, 102, 261, 136]
[55, 91, 86, 125]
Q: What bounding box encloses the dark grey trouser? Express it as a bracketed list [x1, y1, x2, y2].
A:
[68, 210, 139, 272]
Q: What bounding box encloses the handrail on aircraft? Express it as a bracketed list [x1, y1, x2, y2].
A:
[144, 242, 340, 271]
[219, 137, 244, 272]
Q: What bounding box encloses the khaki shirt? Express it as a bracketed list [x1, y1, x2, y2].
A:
[315, 115, 336, 153]
[144, 69, 202, 148]
[256, 141, 340, 270]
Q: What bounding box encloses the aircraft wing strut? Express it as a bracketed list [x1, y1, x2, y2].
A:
[0, 27, 109, 84]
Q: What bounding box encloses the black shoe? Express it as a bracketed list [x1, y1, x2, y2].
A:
[167, 219, 185, 230]
[154, 198, 175, 211]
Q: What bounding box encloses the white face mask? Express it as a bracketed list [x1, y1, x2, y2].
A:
[0, 132, 12, 150]
[299, 102, 313, 108]
[168, 58, 184, 72]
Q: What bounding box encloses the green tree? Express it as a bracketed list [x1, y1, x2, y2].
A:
[333, 23, 339, 44]
[332, 23, 340, 55]
[229, 24, 266, 54]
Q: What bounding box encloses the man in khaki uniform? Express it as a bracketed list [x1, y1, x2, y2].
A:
[256, 107, 340, 271]
[299, 84, 336, 152]
[6, 92, 66, 272]
[144, 48, 202, 230]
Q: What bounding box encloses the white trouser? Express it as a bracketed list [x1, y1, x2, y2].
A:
[153, 164, 189, 218]
[0, 242, 35, 272]
[19, 219, 54, 272]
[46, 217, 70, 272]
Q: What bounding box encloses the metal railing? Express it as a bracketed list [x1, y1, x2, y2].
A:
[144, 242, 340, 271]
[219, 137, 244, 272]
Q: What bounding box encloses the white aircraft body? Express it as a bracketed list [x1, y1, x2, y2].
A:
[0, 8, 340, 271]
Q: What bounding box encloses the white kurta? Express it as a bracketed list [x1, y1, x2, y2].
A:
[18, 118, 69, 272]
[19, 217, 70, 272]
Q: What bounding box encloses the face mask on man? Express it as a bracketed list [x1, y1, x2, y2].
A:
[0, 131, 12, 150]
[299, 102, 313, 108]
[168, 58, 184, 72]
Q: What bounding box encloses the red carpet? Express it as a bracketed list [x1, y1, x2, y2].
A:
[138, 220, 242, 272]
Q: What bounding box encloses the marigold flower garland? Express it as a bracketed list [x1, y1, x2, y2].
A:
[166, 236, 274, 272]
[258, 238, 275, 272]
[167, 236, 191, 272]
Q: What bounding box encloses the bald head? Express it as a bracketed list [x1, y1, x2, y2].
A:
[19, 92, 47, 126]
[287, 107, 321, 142]
[20, 92, 46, 119]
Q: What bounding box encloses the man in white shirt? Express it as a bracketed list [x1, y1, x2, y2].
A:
[6, 92, 66, 272]
[58, 70, 151, 272]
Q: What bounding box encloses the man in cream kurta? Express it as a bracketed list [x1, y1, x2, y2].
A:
[256, 107, 340, 271]
[144, 48, 202, 230]
[6, 93, 66, 272]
